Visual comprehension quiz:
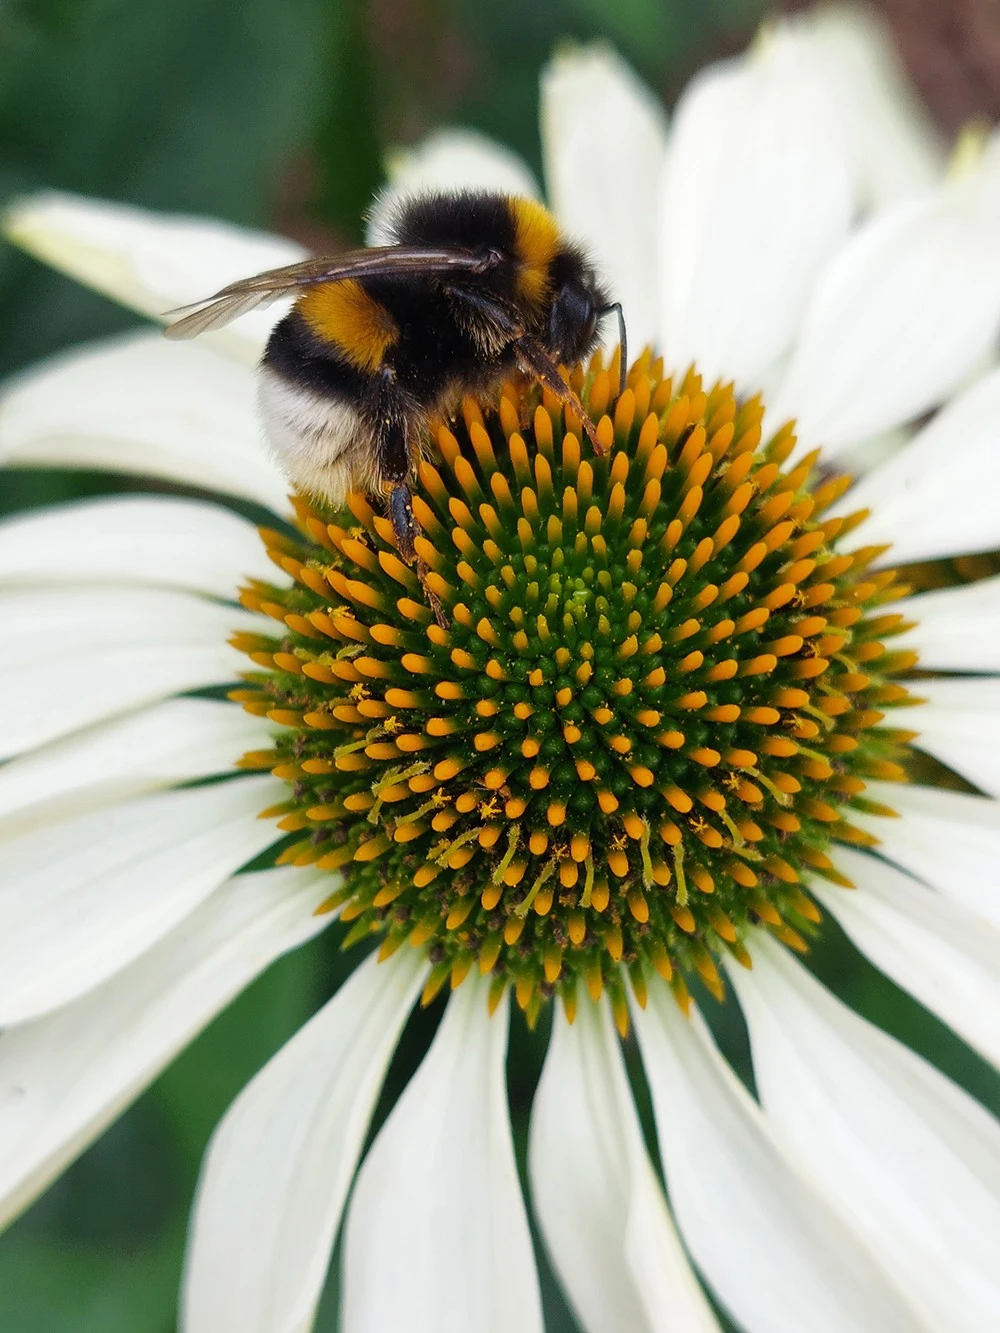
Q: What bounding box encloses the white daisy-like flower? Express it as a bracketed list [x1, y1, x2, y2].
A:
[2, 6, 1000, 1332]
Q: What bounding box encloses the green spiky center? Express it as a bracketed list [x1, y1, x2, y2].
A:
[232, 353, 920, 1026]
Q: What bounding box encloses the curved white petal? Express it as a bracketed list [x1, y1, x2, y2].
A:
[804, 3, 945, 209]
[182, 947, 425, 1333]
[529, 995, 719, 1333]
[0, 496, 276, 596]
[0, 584, 264, 760]
[730, 935, 1000, 1332]
[911, 676, 1000, 798]
[0, 698, 270, 832]
[659, 25, 853, 390]
[851, 780, 1000, 928]
[542, 45, 668, 357]
[891, 575, 1000, 671]
[4, 191, 303, 363]
[817, 847, 1000, 1066]
[837, 366, 1000, 562]
[0, 865, 332, 1231]
[0, 774, 284, 1024]
[0, 332, 287, 510]
[831, 421, 914, 484]
[631, 978, 921, 1332]
[367, 130, 540, 245]
[342, 978, 543, 1333]
[772, 137, 1000, 456]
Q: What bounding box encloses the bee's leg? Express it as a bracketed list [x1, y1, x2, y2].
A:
[372, 373, 419, 562]
[417, 551, 447, 628]
[388, 482, 418, 562]
[393, 486, 447, 628]
[515, 338, 605, 455]
[379, 410, 448, 628]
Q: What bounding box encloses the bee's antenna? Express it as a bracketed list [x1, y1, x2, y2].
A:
[601, 303, 627, 397]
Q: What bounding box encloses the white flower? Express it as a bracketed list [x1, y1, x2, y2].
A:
[2, 6, 1000, 1332]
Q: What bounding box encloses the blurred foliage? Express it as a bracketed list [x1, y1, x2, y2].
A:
[2, 0, 998, 1330]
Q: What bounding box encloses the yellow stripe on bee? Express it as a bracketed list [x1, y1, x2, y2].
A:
[510, 196, 561, 307]
[298, 279, 399, 372]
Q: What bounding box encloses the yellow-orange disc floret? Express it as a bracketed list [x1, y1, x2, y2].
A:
[232, 350, 920, 1032]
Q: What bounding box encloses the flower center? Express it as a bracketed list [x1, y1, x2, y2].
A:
[232, 351, 920, 1030]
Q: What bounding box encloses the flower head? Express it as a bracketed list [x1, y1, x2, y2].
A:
[2, 9, 1000, 1333]
[238, 356, 917, 1030]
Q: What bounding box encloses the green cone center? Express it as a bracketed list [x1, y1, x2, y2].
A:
[232, 351, 919, 1028]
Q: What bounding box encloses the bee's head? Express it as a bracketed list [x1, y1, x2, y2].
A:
[545, 246, 613, 365]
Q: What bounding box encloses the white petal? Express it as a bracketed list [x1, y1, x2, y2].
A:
[631, 979, 921, 1332]
[660, 25, 853, 390]
[182, 947, 425, 1333]
[730, 935, 1000, 1332]
[529, 996, 719, 1333]
[803, 3, 945, 208]
[0, 698, 270, 832]
[0, 495, 276, 596]
[0, 584, 263, 759]
[851, 779, 1000, 928]
[910, 675, 1000, 797]
[367, 130, 539, 245]
[830, 421, 914, 484]
[772, 137, 1000, 455]
[0, 865, 333, 1231]
[892, 575, 1000, 670]
[4, 191, 303, 363]
[0, 332, 287, 510]
[833, 366, 1000, 563]
[342, 977, 543, 1333]
[542, 45, 668, 356]
[816, 847, 1000, 1066]
[0, 774, 283, 1023]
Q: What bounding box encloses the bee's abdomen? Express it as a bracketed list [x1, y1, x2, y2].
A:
[263, 309, 373, 401]
[260, 312, 373, 503]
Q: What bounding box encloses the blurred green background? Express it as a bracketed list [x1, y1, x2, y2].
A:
[1, 0, 999, 1329]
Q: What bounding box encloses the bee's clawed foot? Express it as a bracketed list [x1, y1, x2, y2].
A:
[581, 415, 606, 456]
[389, 481, 448, 629]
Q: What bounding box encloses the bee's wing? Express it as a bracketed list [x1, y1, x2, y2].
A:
[163, 245, 500, 340]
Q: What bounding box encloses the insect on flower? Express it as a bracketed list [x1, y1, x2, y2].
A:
[165, 190, 626, 586]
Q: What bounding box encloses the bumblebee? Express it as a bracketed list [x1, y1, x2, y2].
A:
[165, 190, 625, 571]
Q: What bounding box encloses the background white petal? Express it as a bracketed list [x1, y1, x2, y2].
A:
[892, 575, 1000, 670]
[367, 129, 540, 245]
[911, 676, 1000, 797]
[542, 44, 668, 357]
[0, 774, 284, 1024]
[818, 848, 1000, 1066]
[804, 2, 945, 208]
[851, 780, 1000, 928]
[832, 422, 914, 483]
[182, 947, 425, 1333]
[836, 366, 1000, 563]
[5, 191, 304, 363]
[342, 979, 543, 1333]
[0, 332, 288, 510]
[0, 584, 264, 760]
[0, 496, 277, 596]
[771, 137, 1000, 456]
[659, 24, 853, 390]
[0, 699, 270, 832]
[631, 979, 921, 1332]
[730, 936, 1000, 1332]
[0, 866, 333, 1232]
[530, 995, 719, 1333]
